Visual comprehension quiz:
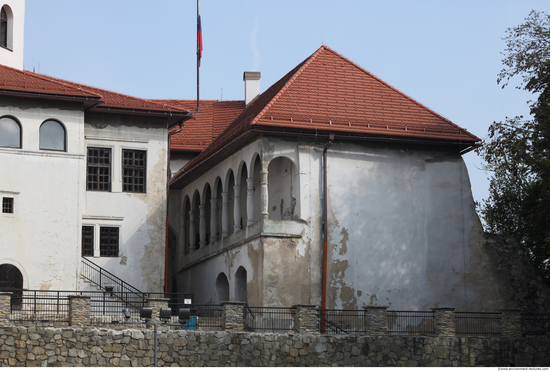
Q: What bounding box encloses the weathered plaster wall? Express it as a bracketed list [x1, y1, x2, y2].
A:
[171, 135, 522, 311]
[0, 101, 85, 290]
[83, 119, 168, 292]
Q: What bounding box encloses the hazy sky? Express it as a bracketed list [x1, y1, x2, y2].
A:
[24, 0, 550, 207]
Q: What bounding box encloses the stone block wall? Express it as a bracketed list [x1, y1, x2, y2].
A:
[0, 325, 549, 367]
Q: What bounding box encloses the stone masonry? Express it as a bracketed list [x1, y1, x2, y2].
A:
[0, 325, 549, 367]
[433, 308, 455, 336]
[293, 305, 317, 333]
[68, 296, 91, 327]
[222, 301, 244, 332]
[0, 293, 10, 324]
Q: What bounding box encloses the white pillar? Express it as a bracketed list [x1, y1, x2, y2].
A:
[246, 177, 255, 226]
[222, 192, 229, 238]
[210, 197, 218, 243]
[199, 204, 206, 249]
[233, 185, 242, 232]
[260, 169, 269, 220]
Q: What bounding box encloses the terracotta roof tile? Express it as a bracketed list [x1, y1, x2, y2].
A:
[156, 100, 244, 151]
[173, 46, 479, 182]
[0, 63, 189, 115]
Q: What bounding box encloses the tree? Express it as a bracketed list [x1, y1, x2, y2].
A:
[478, 10, 550, 285]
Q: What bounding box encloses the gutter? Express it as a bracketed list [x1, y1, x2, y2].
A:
[164, 112, 193, 293]
[321, 134, 334, 326]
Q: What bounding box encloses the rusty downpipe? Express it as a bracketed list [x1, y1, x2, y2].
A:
[164, 115, 191, 293]
[321, 134, 334, 331]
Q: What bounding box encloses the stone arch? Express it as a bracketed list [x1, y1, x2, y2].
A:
[181, 195, 191, 255]
[226, 170, 235, 234]
[267, 156, 300, 221]
[202, 183, 212, 247]
[235, 266, 247, 303]
[215, 272, 230, 303]
[238, 162, 248, 229]
[191, 190, 200, 251]
[250, 153, 262, 224]
[213, 177, 223, 241]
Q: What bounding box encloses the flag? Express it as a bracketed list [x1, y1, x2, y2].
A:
[197, 2, 203, 66]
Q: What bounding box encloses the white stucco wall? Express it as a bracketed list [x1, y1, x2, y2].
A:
[83, 120, 168, 292]
[0, 0, 25, 70]
[0, 102, 85, 290]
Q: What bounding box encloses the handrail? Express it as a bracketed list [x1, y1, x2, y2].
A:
[80, 257, 146, 309]
[315, 310, 349, 334]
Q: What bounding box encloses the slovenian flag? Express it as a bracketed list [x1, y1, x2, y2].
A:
[197, 2, 203, 66]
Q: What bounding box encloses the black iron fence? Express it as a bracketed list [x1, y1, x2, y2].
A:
[522, 313, 550, 336]
[244, 306, 294, 332]
[455, 312, 501, 335]
[9, 290, 73, 325]
[317, 309, 366, 334]
[386, 311, 435, 335]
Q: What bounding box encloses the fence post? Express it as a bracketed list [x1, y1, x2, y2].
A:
[363, 306, 388, 335]
[432, 307, 455, 336]
[500, 309, 522, 337]
[222, 301, 245, 332]
[292, 304, 318, 333]
[69, 295, 91, 327]
[146, 297, 170, 322]
[0, 292, 12, 323]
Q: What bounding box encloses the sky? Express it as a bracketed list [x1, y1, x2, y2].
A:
[23, 0, 550, 209]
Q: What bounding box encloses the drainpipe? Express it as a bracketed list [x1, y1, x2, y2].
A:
[321, 134, 334, 316]
[164, 117, 190, 293]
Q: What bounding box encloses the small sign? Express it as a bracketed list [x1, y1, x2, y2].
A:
[184, 299, 192, 304]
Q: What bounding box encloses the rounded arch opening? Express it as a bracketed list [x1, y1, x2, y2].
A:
[235, 266, 247, 303]
[0, 263, 23, 308]
[1, 5, 13, 49]
[215, 272, 229, 303]
[267, 156, 300, 221]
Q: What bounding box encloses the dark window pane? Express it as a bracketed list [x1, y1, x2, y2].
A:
[87, 147, 111, 191]
[100, 227, 119, 257]
[0, 117, 21, 148]
[2, 197, 13, 214]
[122, 149, 146, 193]
[82, 226, 94, 257]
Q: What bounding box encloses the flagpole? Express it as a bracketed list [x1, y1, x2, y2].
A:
[196, 0, 201, 112]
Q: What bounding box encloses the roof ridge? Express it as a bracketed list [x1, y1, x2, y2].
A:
[249, 46, 327, 127]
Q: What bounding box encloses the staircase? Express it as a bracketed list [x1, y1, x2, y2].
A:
[80, 257, 147, 311]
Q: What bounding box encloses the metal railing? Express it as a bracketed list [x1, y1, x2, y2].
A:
[317, 309, 366, 334]
[455, 312, 501, 335]
[522, 313, 550, 336]
[80, 257, 146, 311]
[9, 290, 73, 324]
[387, 311, 435, 335]
[244, 306, 294, 332]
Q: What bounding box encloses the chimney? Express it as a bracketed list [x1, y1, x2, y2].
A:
[243, 71, 261, 107]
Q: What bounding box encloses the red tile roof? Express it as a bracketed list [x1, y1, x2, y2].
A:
[172, 46, 480, 184]
[155, 100, 244, 152]
[0, 64, 190, 117]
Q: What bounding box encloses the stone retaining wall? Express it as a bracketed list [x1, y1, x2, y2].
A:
[0, 325, 548, 367]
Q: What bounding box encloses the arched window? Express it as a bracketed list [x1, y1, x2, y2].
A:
[0, 116, 21, 148]
[39, 120, 66, 151]
[1, 7, 8, 49]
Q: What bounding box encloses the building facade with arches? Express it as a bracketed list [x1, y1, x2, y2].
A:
[166, 46, 523, 311]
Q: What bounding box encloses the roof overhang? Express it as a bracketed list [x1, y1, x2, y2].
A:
[0, 89, 103, 109]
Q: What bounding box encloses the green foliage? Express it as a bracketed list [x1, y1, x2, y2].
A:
[479, 11, 550, 285]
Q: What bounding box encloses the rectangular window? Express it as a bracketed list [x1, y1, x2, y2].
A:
[122, 149, 146, 193]
[100, 227, 119, 257]
[2, 197, 13, 214]
[87, 147, 111, 191]
[82, 226, 94, 257]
